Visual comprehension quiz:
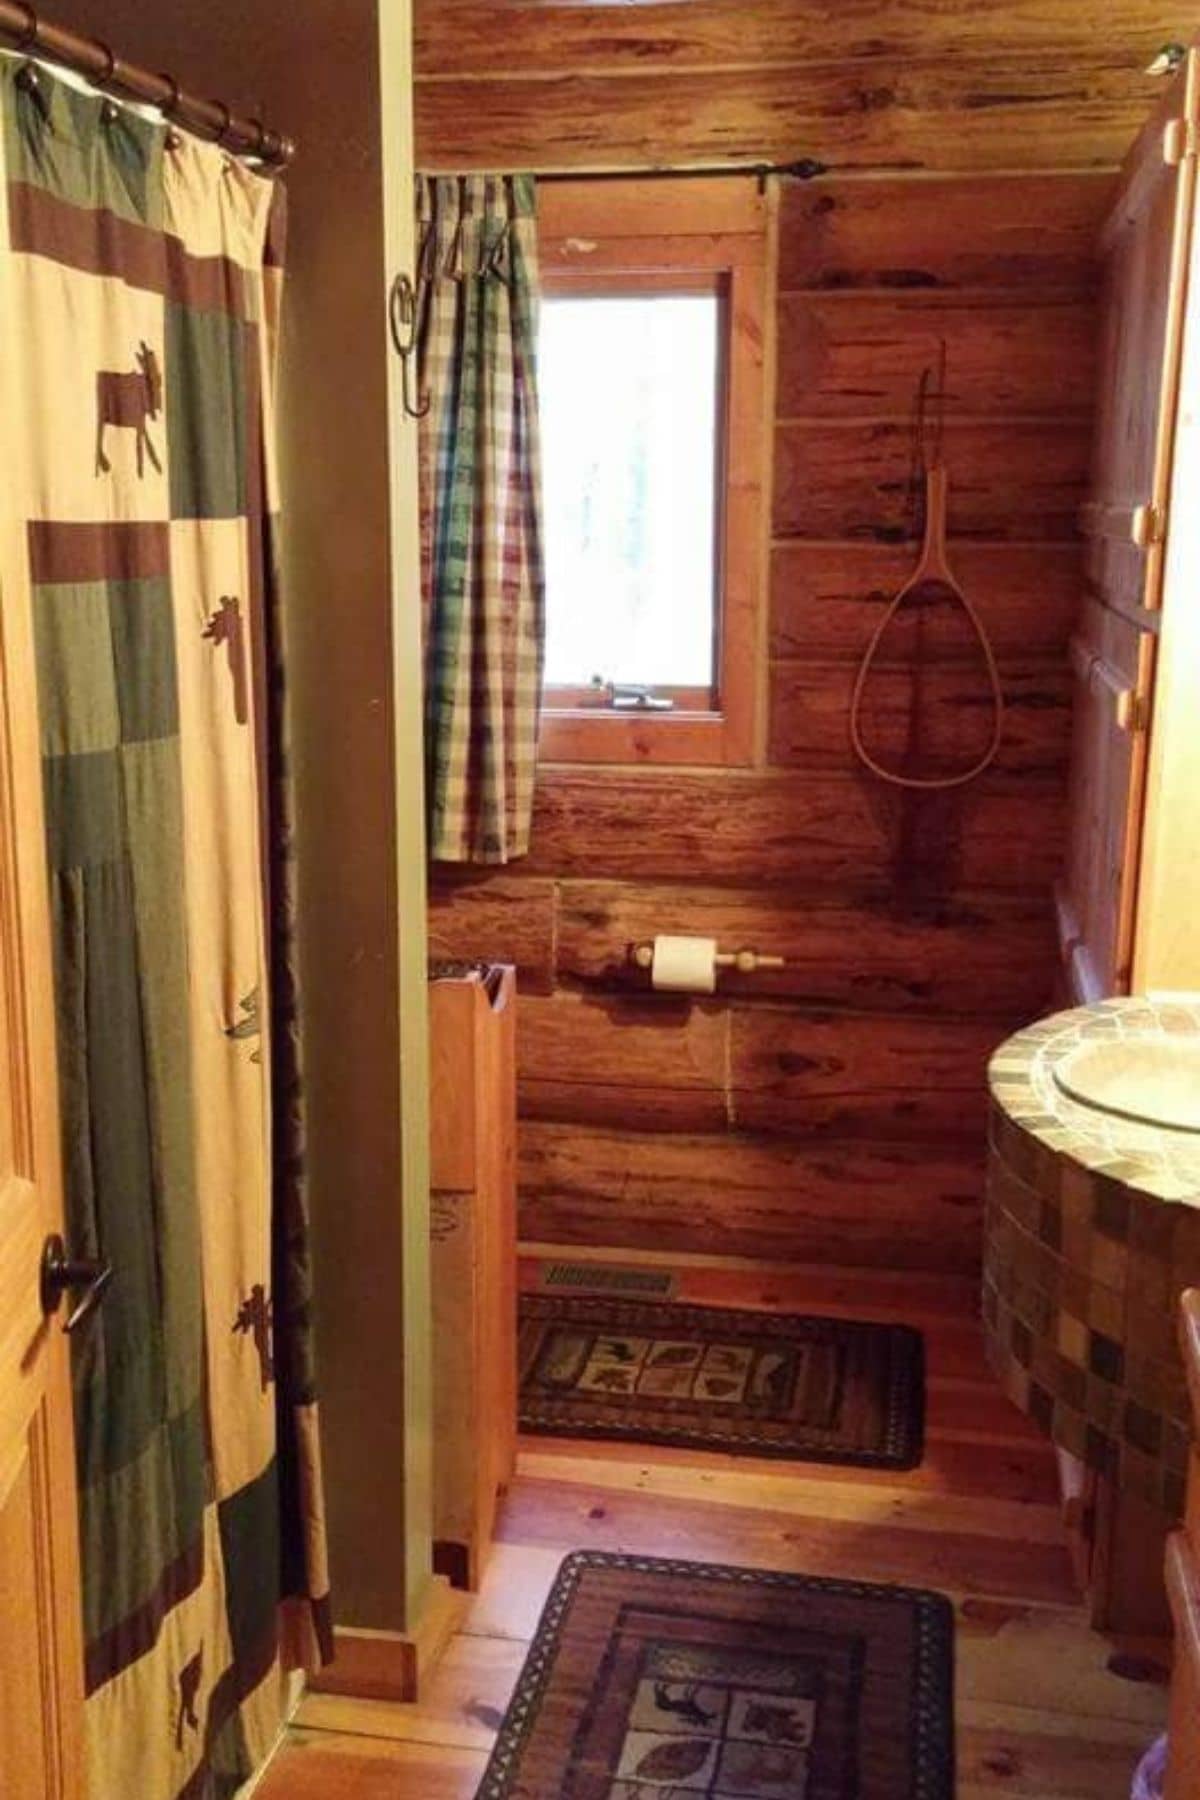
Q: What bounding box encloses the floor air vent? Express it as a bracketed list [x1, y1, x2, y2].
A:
[539, 1262, 676, 1298]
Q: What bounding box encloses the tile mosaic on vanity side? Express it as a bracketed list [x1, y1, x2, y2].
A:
[983, 999, 1200, 1520]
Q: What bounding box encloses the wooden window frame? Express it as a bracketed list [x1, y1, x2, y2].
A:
[536, 178, 769, 767]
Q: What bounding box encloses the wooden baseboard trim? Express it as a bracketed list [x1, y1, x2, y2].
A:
[305, 1577, 466, 1704]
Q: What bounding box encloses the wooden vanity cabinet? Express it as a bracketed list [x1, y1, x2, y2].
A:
[1063, 47, 1200, 1002]
[429, 965, 518, 1590]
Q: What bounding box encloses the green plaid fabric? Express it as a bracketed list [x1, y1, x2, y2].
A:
[417, 174, 545, 863]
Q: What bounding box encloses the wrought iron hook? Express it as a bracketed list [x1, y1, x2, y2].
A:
[388, 272, 430, 419]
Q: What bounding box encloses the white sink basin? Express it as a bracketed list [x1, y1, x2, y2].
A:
[1053, 1038, 1200, 1134]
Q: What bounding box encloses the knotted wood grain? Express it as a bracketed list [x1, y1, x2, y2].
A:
[518, 1121, 985, 1272]
[416, 2, 1174, 80]
[556, 880, 1057, 1018]
[526, 768, 1067, 890]
[416, 56, 1157, 174]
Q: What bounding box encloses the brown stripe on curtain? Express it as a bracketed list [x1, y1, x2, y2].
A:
[246, 182, 335, 1670]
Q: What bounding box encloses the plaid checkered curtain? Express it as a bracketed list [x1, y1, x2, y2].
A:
[417, 174, 545, 863]
[0, 57, 331, 1799]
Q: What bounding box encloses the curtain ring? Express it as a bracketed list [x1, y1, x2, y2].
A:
[209, 99, 237, 171]
[91, 38, 116, 86]
[13, 3, 39, 51]
[157, 74, 183, 149]
[157, 72, 181, 119]
[248, 117, 268, 161]
[95, 43, 119, 128]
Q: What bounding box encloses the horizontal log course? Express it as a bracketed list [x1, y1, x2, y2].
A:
[517, 989, 730, 1133]
[770, 542, 1079, 661]
[526, 768, 1067, 891]
[776, 292, 1096, 420]
[516, 989, 1010, 1139]
[777, 174, 1111, 293]
[427, 872, 557, 992]
[769, 661, 1072, 778]
[772, 418, 1092, 542]
[728, 1007, 1000, 1139]
[518, 1120, 985, 1272]
[556, 880, 1057, 1018]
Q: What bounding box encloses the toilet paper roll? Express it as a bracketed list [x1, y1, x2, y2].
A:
[650, 934, 718, 994]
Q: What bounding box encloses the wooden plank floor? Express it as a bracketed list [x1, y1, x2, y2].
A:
[259, 1258, 1168, 1799]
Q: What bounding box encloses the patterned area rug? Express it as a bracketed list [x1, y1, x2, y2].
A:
[518, 1295, 924, 1469]
[478, 1551, 955, 1798]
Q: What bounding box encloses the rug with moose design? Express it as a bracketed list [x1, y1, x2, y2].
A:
[477, 1552, 954, 1799]
[518, 1295, 924, 1469]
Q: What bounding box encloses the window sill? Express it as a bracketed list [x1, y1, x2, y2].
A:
[537, 708, 751, 767]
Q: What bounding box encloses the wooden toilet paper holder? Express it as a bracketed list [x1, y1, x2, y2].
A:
[631, 942, 785, 975]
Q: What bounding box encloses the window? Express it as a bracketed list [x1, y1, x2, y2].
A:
[540, 288, 720, 694]
[536, 179, 770, 765]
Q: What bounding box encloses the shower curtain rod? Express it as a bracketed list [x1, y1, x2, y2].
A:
[0, 1, 295, 168]
[421, 158, 829, 190]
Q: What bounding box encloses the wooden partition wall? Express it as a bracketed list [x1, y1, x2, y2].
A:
[417, 1, 1162, 1276]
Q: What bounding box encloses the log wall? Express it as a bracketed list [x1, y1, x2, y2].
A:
[417, 4, 1135, 1274]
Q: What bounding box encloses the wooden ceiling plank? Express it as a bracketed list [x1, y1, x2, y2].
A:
[415, 1, 1182, 82]
[415, 55, 1168, 174]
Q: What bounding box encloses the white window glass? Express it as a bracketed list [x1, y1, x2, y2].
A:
[538, 292, 720, 692]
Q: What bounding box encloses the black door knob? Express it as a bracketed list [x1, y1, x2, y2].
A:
[40, 1233, 113, 1333]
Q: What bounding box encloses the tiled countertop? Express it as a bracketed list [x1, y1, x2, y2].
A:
[988, 998, 1200, 1204]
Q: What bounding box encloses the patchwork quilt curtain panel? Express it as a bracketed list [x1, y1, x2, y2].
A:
[418, 173, 546, 863]
[0, 57, 330, 1799]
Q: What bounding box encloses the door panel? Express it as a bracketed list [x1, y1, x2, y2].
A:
[1062, 612, 1153, 999]
[0, 561, 84, 1792]
[1083, 51, 1200, 619]
[1062, 54, 1198, 999]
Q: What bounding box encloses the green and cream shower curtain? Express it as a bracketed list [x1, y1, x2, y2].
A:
[417, 173, 545, 863]
[0, 57, 330, 1799]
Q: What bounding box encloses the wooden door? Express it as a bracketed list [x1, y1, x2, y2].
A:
[1063, 51, 1199, 999]
[0, 557, 85, 1783]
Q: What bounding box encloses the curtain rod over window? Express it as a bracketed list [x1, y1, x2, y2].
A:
[421, 158, 828, 190]
[0, 1, 295, 168]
